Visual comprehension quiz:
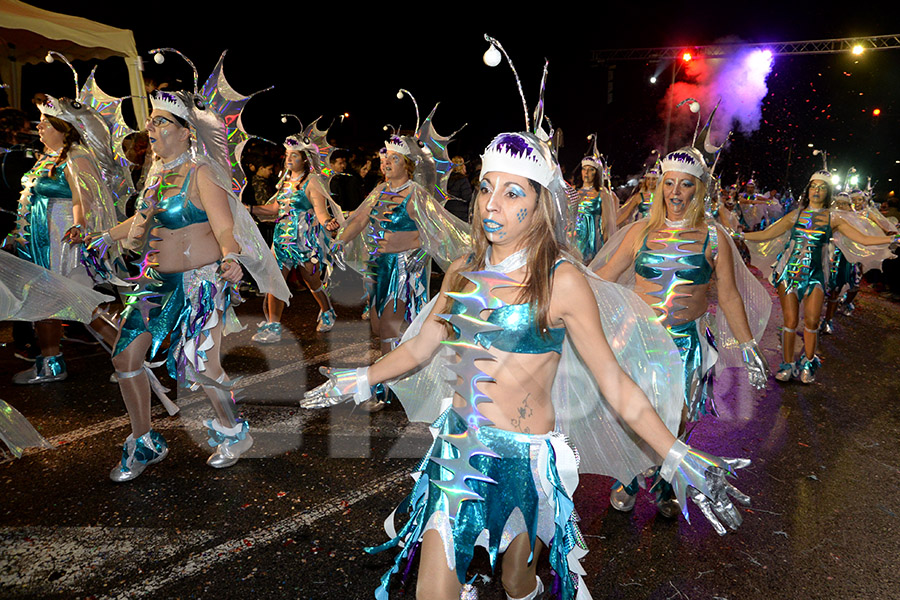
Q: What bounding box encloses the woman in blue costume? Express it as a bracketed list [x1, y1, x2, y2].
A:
[568, 137, 617, 264]
[332, 133, 469, 355]
[88, 86, 288, 482]
[744, 168, 896, 383]
[11, 99, 118, 385]
[618, 165, 659, 225]
[250, 133, 340, 342]
[302, 110, 754, 599]
[592, 140, 770, 516]
[821, 189, 897, 333]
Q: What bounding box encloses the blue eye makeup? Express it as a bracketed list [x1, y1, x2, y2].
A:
[507, 184, 526, 198]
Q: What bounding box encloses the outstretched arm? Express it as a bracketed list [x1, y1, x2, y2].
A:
[553, 262, 676, 458]
[743, 209, 797, 241]
[302, 256, 467, 407]
[833, 213, 896, 245]
[553, 263, 752, 533]
[593, 223, 641, 282]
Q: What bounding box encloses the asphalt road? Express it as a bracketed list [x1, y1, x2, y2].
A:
[2, 269, 899, 600]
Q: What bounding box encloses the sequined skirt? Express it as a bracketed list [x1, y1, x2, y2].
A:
[667, 318, 718, 422]
[113, 263, 237, 388]
[367, 250, 428, 323]
[366, 408, 588, 600]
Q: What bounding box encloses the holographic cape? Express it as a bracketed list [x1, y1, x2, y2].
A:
[864, 206, 898, 234]
[746, 208, 895, 283]
[1, 399, 54, 459]
[342, 181, 471, 276]
[389, 257, 684, 485]
[0, 250, 113, 323]
[589, 220, 771, 376]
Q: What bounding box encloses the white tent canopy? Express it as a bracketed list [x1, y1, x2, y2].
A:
[0, 0, 147, 123]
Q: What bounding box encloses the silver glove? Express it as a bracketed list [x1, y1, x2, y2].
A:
[660, 439, 751, 535]
[329, 241, 347, 271]
[740, 340, 770, 390]
[300, 366, 371, 409]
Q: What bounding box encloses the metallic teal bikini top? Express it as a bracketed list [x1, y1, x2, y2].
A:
[141, 168, 209, 230]
[634, 225, 716, 326]
[634, 226, 714, 284]
[448, 259, 567, 354]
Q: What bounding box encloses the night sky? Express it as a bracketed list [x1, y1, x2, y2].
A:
[12, 2, 899, 196]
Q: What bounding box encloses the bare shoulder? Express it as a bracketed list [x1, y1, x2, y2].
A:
[552, 260, 591, 296]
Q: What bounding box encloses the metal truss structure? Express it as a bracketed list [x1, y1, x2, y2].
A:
[591, 34, 900, 63]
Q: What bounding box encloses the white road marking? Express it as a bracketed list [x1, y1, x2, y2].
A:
[11, 341, 373, 459]
[97, 466, 410, 600]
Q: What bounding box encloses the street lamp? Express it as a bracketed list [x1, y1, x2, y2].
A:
[663, 50, 694, 153]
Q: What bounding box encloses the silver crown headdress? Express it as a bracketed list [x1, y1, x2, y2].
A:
[581, 134, 604, 171]
[382, 89, 465, 200]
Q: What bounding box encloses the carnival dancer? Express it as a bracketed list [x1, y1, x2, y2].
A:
[568, 134, 617, 264]
[10, 93, 120, 384]
[744, 155, 897, 384]
[84, 50, 289, 481]
[302, 41, 751, 600]
[825, 186, 899, 325]
[250, 120, 341, 342]
[592, 100, 770, 515]
[618, 161, 659, 225]
[331, 91, 470, 355]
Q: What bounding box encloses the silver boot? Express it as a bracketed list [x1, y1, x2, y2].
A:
[610, 481, 637, 512]
[206, 419, 253, 468]
[110, 430, 168, 482]
[13, 354, 68, 385]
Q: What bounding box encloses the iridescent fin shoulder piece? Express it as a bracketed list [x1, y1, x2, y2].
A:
[79, 68, 138, 217]
[416, 104, 466, 201]
[199, 51, 273, 195]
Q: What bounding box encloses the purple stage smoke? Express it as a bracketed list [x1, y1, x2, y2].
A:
[661, 41, 775, 148]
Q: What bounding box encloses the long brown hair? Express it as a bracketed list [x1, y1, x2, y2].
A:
[441, 180, 561, 335]
[633, 173, 708, 253]
[43, 116, 81, 177]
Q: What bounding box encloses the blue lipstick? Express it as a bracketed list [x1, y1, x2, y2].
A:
[482, 219, 503, 233]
